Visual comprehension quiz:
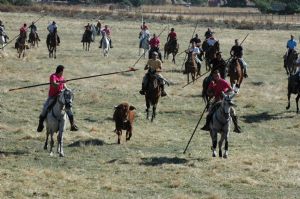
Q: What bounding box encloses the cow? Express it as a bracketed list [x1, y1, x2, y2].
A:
[113, 103, 136, 144]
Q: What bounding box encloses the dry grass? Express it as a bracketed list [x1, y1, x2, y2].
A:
[0, 11, 299, 199]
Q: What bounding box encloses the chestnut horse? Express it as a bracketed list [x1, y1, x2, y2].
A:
[164, 40, 179, 64]
[202, 40, 220, 71]
[145, 73, 161, 122]
[16, 31, 27, 58]
[228, 58, 243, 93]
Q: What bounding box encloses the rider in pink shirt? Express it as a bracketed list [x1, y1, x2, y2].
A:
[37, 65, 79, 132]
[99, 25, 113, 48]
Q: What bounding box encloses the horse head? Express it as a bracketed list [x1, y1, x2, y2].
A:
[221, 91, 236, 119]
[58, 88, 74, 110]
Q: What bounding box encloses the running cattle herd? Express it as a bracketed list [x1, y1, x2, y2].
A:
[0, 16, 299, 160]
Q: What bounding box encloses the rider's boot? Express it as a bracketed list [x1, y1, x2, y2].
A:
[232, 115, 241, 133]
[201, 114, 212, 131]
[37, 115, 46, 132]
[68, 115, 79, 131]
[139, 83, 146, 95]
[110, 40, 113, 48]
[161, 84, 167, 97]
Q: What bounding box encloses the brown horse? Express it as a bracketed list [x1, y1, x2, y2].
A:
[164, 40, 179, 64]
[28, 30, 38, 48]
[202, 40, 220, 71]
[228, 58, 243, 93]
[284, 50, 298, 76]
[47, 29, 58, 59]
[16, 31, 27, 58]
[82, 29, 92, 51]
[145, 73, 161, 122]
[286, 74, 300, 113]
[184, 51, 196, 84]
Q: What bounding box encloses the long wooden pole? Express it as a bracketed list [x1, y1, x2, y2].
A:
[9, 68, 138, 92]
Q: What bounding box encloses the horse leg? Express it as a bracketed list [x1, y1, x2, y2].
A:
[172, 53, 175, 64]
[218, 132, 225, 158]
[126, 128, 132, 141]
[151, 104, 156, 122]
[49, 132, 54, 156]
[286, 91, 291, 110]
[296, 94, 300, 113]
[44, 131, 49, 150]
[210, 129, 217, 157]
[146, 99, 150, 120]
[57, 131, 64, 157]
[54, 48, 56, 59]
[117, 130, 121, 144]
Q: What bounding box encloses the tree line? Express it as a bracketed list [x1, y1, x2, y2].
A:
[0, 0, 300, 14]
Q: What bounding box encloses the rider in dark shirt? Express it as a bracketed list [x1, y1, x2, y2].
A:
[230, 39, 248, 78]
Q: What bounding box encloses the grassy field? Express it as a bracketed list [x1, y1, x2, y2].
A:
[0, 11, 299, 199]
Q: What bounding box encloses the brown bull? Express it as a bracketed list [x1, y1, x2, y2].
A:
[113, 103, 136, 144]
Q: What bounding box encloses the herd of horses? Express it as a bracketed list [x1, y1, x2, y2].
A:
[3, 24, 300, 159]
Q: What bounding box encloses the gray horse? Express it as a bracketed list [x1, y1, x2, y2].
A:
[44, 88, 74, 157]
[210, 92, 236, 159]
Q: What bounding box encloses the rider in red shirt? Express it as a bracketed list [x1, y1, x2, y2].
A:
[201, 70, 241, 133]
[167, 28, 177, 41]
[19, 23, 28, 35]
[37, 65, 79, 132]
[149, 34, 162, 60]
[99, 25, 113, 48]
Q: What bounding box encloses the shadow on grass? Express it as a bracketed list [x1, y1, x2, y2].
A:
[0, 150, 28, 156]
[241, 111, 295, 123]
[68, 139, 105, 147]
[140, 156, 188, 166]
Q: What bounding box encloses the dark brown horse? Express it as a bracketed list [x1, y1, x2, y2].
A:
[16, 31, 27, 58]
[28, 30, 38, 48]
[228, 58, 243, 93]
[145, 73, 161, 122]
[284, 50, 298, 76]
[202, 40, 220, 71]
[82, 29, 92, 51]
[164, 40, 179, 64]
[184, 51, 196, 84]
[47, 29, 58, 59]
[286, 74, 300, 113]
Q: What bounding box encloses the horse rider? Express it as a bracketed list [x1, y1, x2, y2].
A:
[207, 33, 217, 47]
[0, 20, 9, 43]
[81, 23, 92, 42]
[185, 41, 202, 76]
[96, 20, 101, 35]
[28, 21, 40, 42]
[47, 21, 60, 46]
[16, 23, 28, 44]
[139, 26, 150, 48]
[99, 25, 113, 48]
[37, 65, 79, 133]
[210, 52, 227, 79]
[205, 28, 213, 39]
[201, 70, 241, 133]
[190, 33, 201, 48]
[141, 21, 149, 31]
[230, 39, 248, 78]
[139, 51, 167, 97]
[285, 35, 297, 63]
[149, 33, 162, 60]
[166, 28, 177, 49]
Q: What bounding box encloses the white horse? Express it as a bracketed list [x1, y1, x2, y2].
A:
[139, 30, 150, 58]
[210, 92, 236, 159]
[44, 88, 74, 157]
[100, 31, 110, 57]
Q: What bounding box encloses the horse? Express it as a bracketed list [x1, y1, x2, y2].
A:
[228, 58, 243, 93]
[202, 75, 213, 105]
[82, 29, 93, 51]
[139, 30, 150, 58]
[184, 51, 196, 84]
[145, 72, 161, 122]
[44, 88, 74, 157]
[286, 74, 300, 113]
[16, 31, 27, 58]
[164, 40, 179, 64]
[202, 40, 220, 71]
[28, 30, 38, 48]
[210, 92, 236, 158]
[284, 50, 298, 76]
[47, 29, 58, 59]
[100, 32, 110, 57]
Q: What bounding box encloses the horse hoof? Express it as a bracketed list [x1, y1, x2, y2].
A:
[59, 153, 64, 157]
[50, 152, 54, 157]
[223, 154, 228, 159]
[43, 145, 47, 150]
[212, 151, 216, 157]
[219, 150, 222, 158]
[286, 106, 290, 110]
[223, 151, 228, 159]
